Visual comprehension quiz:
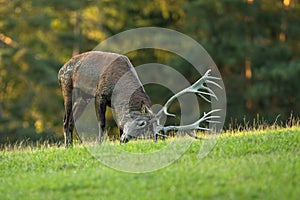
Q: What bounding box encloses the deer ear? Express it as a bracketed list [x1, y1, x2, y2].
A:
[141, 103, 147, 114]
[141, 103, 154, 116]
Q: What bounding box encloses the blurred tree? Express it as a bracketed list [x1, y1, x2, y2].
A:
[247, 0, 300, 121]
[0, 0, 186, 142]
[0, 0, 299, 143]
[184, 0, 300, 125]
[0, 0, 66, 143]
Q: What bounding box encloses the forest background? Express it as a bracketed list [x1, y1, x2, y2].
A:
[0, 0, 299, 143]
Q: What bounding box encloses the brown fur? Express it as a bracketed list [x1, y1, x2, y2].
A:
[58, 51, 153, 147]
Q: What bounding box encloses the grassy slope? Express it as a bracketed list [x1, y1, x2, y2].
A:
[0, 127, 299, 200]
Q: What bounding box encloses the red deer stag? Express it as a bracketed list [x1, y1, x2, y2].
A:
[58, 51, 221, 147]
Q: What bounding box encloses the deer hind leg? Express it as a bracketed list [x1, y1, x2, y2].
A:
[60, 79, 75, 148]
[119, 129, 123, 139]
[63, 98, 73, 148]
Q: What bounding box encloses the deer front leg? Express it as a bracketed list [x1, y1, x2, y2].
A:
[118, 129, 124, 144]
[95, 95, 107, 144]
[119, 128, 123, 137]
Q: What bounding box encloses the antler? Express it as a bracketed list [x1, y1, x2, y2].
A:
[160, 109, 221, 139]
[154, 69, 222, 140]
[155, 69, 222, 119]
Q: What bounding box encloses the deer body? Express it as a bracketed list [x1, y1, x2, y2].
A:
[58, 51, 153, 147]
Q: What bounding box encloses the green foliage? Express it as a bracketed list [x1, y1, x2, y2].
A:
[0, 0, 299, 142]
[0, 127, 299, 199]
[184, 0, 300, 124]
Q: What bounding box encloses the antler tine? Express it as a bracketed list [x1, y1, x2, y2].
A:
[162, 107, 176, 117]
[197, 93, 212, 103]
[191, 109, 222, 127]
[197, 89, 217, 102]
[206, 80, 222, 89]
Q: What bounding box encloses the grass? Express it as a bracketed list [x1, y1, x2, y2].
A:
[0, 126, 299, 200]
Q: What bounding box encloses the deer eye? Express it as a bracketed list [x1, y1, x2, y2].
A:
[137, 120, 147, 127]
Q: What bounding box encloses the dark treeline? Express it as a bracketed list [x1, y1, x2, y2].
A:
[0, 0, 299, 143]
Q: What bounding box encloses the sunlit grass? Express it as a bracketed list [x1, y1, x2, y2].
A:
[1, 120, 299, 199]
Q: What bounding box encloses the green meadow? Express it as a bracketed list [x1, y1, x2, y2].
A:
[1, 127, 299, 200]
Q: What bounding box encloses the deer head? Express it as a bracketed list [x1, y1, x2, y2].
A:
[120, 106, 155, 143]
[120, 69, 222, 143]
